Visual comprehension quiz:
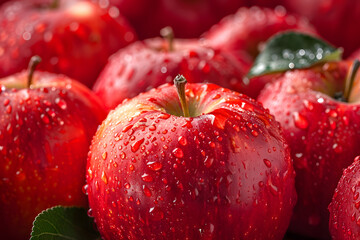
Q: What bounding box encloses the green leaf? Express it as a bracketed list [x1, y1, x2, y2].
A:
[30, 206, 100, 240]
[248, 31, 343, 78]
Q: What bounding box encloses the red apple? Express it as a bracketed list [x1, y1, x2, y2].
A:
[0, 0, 137, 87]
[258, 60, 360, 239]
[0, 57, 107, 240]
[203, 7, 318, 67]
[86, 76, 297, 239]
[279, 0, 360, 58]
[329, 156, 360, 240]
[93, 0, 247, 39]
[93, 35, 249, 110]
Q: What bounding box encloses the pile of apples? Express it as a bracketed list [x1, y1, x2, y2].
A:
[1, 0, 360, 240]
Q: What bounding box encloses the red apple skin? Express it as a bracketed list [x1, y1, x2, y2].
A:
[279, 0, 360, 58]
[0, 71, 107, 240]
[329, 156, 360, 240]
[86, 82, 297, 239]
[0, 0, 137, 87]
[93, 38, 249, 110]
[203, 7, 318, 65]
[97, 0, 247, 39]
[258, 61, 360, 239]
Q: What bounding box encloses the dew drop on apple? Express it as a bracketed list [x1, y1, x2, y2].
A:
[131, 138, 144, 152]
[82, 184, 89, 195]
[178, 136, 187, 146]
[147, 161, 163, 171]
[172, 148, 184, 158]
[15, 170, 26, 181]
[120, 151, 126, 159]
[149, 206, 164, 221]
[268, 182, 278, 196]
[143, 185, 152, 197]
[55, 98, 67, 110]
[204, 156, 214, 168]
[40, 114, 50, 124]
[263, 159, 272, 168]
[141, 173, 153, 182]
[293, 112, 309, 129]
[87, 208, 93, 217]
[101, 171, 108, 184]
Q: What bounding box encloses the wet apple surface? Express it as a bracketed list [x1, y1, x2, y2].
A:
[87, 78, 296, 239]
[0, 68, 107, 239]
[259, 61, 360, 239]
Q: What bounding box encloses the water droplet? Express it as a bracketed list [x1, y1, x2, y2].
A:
[101, 171, 108, 184]
[293, 112, 308, 129]
[149, 207, 164, 221]
[120, 151, 126, 159]
[15, 170, 26, 181]
[178, 136, 187, 146]
[41, 114, 50, 124]
[6, 105, 11, 114]
[141, 173, 153, 182]
[55, 98, 67, 110]
[102, 152, 107, 160]
[131, 138, 144, 152]
[87, 208, 93, 217]
[263, 159, 272, 168]
[172, 148, 184, 158]
[143, 185, 152, 197]
[147, 161, 162, 171]
[204, 156, 214, 168]
[129, 164, 135, 171]
[124, 182, 130, 189]
[82, 184, 89, 195]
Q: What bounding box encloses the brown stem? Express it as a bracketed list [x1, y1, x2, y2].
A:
[174, 75, 190, 117]
[160, 26, 174, 52]
[344, 59, 360, 102]
[50, 0, 60, 9]
[27, 56, 42, 88]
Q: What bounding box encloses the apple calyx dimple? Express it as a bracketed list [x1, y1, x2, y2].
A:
[174, 74, 190, 117]
[27, 55, 42, 88]
[160, 26, 174, 52]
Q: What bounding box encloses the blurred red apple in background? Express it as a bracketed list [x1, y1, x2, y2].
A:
[0, 0, 137, 87]
[86, 76, 296, 239]
[280, 0, 360, 58]
[329, 156, 360, 240]
[93, 0, 246, 39]
[203, 7, 317, 70]
[0, 56, 107, 239]
[93, 30, 249, 110]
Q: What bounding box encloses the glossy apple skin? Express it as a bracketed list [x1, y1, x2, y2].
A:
[99, 0, 246, 39]
[258, 61, 360, 239]
[0, 71, 107, 240]
[329, 156, 360, 240]
[86, 82, 296, 239]
[203, 7, 317, 65]
[93, 38, 249, 110]
[0, 0, 137, 87]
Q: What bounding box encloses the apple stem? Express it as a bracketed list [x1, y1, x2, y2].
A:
[27, 56, 42, 88]
[160, 26, 174, 52]
[174, 75, 190, 117]
[50, 0, 60, 9]
[344, 60, 360, 102]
